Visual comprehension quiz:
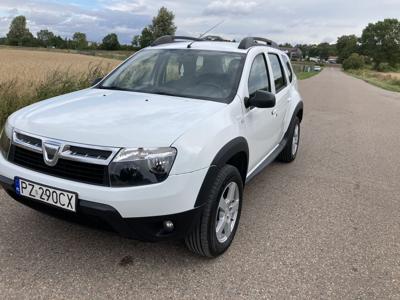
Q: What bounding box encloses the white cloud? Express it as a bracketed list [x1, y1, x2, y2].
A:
[0, 0, 151, 43]
[103, 0, 146, 13]
[204, 0, 258, 15]
[0, 0, 399, 45]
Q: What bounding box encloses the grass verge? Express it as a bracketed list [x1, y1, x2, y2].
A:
[346, 69, 400, 92]
[296, 71, 320, 80]
[0, 64, 109, 126]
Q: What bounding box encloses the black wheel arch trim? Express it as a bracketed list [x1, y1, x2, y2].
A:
[293, 100, 304, 123]
[194, 137, 249, 207]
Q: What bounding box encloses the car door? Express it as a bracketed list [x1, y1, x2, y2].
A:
[267, 53, 290, 140]
[243, 53, 281, 171]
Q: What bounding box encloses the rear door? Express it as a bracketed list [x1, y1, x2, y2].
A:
[267, 53, 290, 140]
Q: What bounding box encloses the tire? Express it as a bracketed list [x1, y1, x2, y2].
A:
[277, 116, 300, 163]
[185, 165, 243, 257]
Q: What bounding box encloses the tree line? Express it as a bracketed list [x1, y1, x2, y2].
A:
[337, 19, 400, 70]
[0, 7, 177, 51]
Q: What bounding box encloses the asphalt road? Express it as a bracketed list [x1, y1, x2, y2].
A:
[1, 68, 399, 299]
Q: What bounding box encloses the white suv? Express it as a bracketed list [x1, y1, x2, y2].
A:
[0, 36, 303, 257]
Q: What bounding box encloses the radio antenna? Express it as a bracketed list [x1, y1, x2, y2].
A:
[187, 20, 225, 48]
[199, 20, 225, 38]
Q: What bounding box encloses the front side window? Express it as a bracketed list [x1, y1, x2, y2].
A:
[248, 54, 270, 95]
[282, 55, 293, 82]
[100, 49, 246, 103]
[268, 53, 287, 92]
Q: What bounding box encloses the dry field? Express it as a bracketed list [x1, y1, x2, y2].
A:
[0, 48, 120, 85]
[386, 72, 400, 80]
[0, 49, 121, 125]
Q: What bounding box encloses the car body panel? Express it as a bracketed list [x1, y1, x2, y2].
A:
[8, 88, 226, 149]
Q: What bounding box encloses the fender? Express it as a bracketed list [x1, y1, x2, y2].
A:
[292, 101, 303, 123]
[284, 100, 303, 133]
[194, 137, 249, 207]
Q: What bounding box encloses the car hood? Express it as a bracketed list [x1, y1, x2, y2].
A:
[9, 88, 226, 148]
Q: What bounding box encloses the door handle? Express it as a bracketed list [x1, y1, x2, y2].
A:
[271, 109, 278, 117]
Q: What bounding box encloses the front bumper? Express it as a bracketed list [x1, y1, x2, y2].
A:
[0, 151, 208, 241]
[0, 175, 204, 241]
[0, 153, 208, 218]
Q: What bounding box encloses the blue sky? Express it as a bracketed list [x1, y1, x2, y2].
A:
[0, 0, 399, 45]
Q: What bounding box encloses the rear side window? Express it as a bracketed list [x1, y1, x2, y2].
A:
[248, 54, 270, 95]
[268, 53, 287, 92]
[282, 55, 293, 82]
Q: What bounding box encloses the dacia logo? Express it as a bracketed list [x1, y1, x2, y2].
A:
[42, 141, 62, 167]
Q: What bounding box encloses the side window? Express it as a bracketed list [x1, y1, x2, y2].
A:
[248, 54, 270, 95]
[282, 55, 293, 82]
[268, 53, 287, 92]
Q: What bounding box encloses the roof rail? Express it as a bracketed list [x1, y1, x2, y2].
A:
[238, 37, 279, 50]
[151, 35, 202, 46]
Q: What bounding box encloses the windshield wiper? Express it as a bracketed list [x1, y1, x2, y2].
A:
[97, 85, 133, 92]
[151, 90, 177, 97]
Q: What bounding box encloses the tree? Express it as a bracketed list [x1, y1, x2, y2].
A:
[316, 43, 331, 60]
[6, 15, 34, 46]
[101, 33, 120, 50]
[280, 43, 293, 48]
[72, 32, 88, 49]
[132, 35, 140, 47]
[360, 19, 400, 68]
[136, 7, 177, 48]
[336, 35, 359, 62]
[149, 7, 177, 39]
[139, 27, 154, 48]
[51, 35, 67, 49]
[342, 53, 365, 70]
[37, 29, 55, 47]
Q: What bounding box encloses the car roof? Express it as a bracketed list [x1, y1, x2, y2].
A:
[150, 41, 282, 54]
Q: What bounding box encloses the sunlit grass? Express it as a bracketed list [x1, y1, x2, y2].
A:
[346, 69, 400, 92]
[0, 64, 109, 125]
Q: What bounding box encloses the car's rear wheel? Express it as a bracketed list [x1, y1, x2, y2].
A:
[185, 165, 243, 257]
[277, 116, 300, 163]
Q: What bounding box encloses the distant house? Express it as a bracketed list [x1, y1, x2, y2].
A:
[280, 47, 303, 61]
[327, 56, 338, 64]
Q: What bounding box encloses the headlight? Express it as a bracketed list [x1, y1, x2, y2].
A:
[0, 119, 12, 159]
[109, 147, 177, 187]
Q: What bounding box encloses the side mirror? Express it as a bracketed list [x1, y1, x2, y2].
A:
[245, 90, 276, 108]
[91, 77, 103, 86]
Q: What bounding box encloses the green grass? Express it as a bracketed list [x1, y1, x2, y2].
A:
[0, 64, 108, 126]
[292, 62, 322, 80]
[296, 71, 320, 80]
[346, 69, 400, 92]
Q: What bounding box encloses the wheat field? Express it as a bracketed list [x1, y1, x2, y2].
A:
[0, 48, 122, 125]
[0, 48, 120, 85]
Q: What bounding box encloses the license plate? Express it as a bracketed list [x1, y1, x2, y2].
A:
[15, 177, 77, 212]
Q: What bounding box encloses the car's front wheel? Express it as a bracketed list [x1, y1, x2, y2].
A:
[185, 165, 243, 257]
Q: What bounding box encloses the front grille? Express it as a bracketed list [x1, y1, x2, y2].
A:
[10, 145, 110, 186]
[14, 132, 42, 148]
[68, 145, 112, 160]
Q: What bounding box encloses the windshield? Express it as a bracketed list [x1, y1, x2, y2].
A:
[99, 49, 246, 102]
